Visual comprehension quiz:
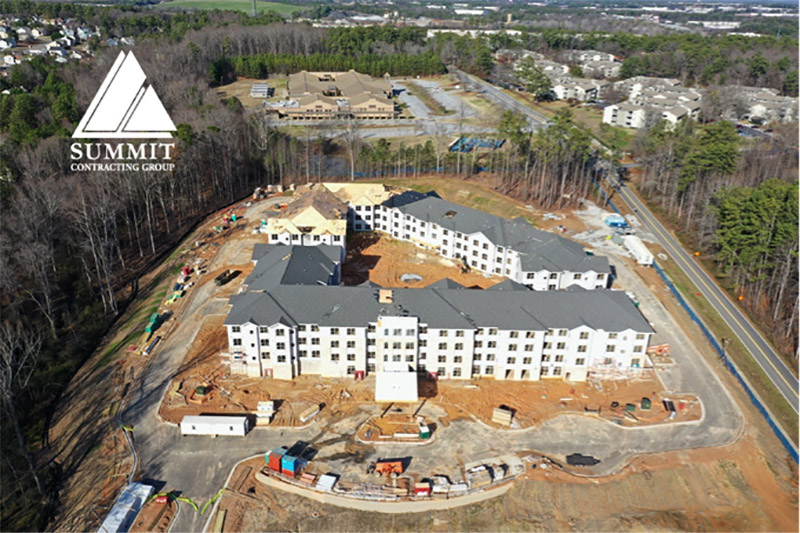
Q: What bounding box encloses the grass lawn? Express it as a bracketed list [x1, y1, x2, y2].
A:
[157, 0, 302, 15]
[368, 177, 537, 224]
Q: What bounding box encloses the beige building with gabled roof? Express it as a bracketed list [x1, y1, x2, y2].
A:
[262, 187, 348, 257]
[281, 70, 397, 120]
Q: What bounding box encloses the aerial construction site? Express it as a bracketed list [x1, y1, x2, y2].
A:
[46, 177, 796, 533]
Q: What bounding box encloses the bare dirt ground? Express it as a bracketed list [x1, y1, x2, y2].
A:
[46, 199, 264, 531]
[213, 431, 797, 533]
[343, 232, 505, 288]
[130, 498, 175, 532]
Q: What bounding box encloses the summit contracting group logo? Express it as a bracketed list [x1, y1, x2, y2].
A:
[70, 51, 176, 172]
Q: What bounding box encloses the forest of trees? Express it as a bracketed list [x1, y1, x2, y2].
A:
[633, 120, 798, 356]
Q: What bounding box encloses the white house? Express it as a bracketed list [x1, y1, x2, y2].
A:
[551, 77, 608, 102]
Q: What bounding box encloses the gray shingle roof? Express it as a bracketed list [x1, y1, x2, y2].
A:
[245, 245, 339, 291]
[225, 285, 653, 333]
[394, 196, 609, 274]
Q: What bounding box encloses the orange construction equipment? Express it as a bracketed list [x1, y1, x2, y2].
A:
[374, 460, 404, 476]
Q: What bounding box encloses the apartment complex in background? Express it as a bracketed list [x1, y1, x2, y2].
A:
[277, 70, 397, 120]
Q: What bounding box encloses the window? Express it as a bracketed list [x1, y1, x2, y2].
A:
[312, 350, 320, 358]
[542, 354, 550, 362]
[271, 234, 278, 240]
[419, 340, 427, 347]
[527, 273, 535, 280]
[347, 328, 356, 335]
[472, 366, 480, 375]
[298, 325, 307, 332]
[439, 330, 448, 337]
[405, 342, 414, 349]
[487, 354, 496, 361]
[367, 338, 375, 346]
[485, 366, 494, 375]
[347, 353, 355, 361]
[331, 353, 340, 361]
[438, 342, 447, 350]
[455, 330, 464, 337]
[474, 340, 482, 348]
[631, 358, 641, 367]
[420, 326, 428, 334]
[579, 331, 589, 339]
[606, 345, 615, 352]
[487, 341, 497, 348]
[347, 366, 355, 375]
[540, 367, 549, 376]
[438, 355, 446, 363]
[406, 329, 415, 336]
[454, 356, 462, 363]
[331, 340, 340, 348]
[510, 331, 518, 338]
[633, 345, 643, 353]
[233, 339, 242, 346]
[558, 329, 568, 336]
[276, 342, 285, 349]
[260, 326, 269, 334]
[393, 328, 402, 336]
[524, 344, 533, 352]
[578, 345, 587, 353]
[311, 338, 320, 345]
[231, 326, 241, 333]
[406, 355, 414, 362]
[636, 333, 645, 340]
[489, 328, 498, 335]
[347, 341, 356, 348]
[455, 343, 463, 350]
[609, 333, 618, 339]
[603, 357, 613, 365]
[573, 273, 582, 280]
[526, 331, 535, 339]
[509, 344, 517, 351]
[368, 324, 376, 333]
[367, 363, 376, 372]
[275, 329, 285, 336]
[523, 357, 532, 365]
[277, 355, 286, 362]
[553, 367, 562, 376]
[393, 342, 402, 349]
[576, 358, 585, 366]
[453, 368, 462, 377]
[310, 325, 319, 332]
[476, 328, 484, 335]
[507, 357, 516, 364]
[330, 328, 339, 335]
[260, 339, 269, 347]
[474, 354, 482, 361]
[556, 342, 566, 350]
[555, 354, 564, 362]
[549, 273, 558, 280]
[437, 367, 446, 376]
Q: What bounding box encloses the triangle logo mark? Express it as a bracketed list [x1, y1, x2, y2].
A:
[72, 51, 176, 139]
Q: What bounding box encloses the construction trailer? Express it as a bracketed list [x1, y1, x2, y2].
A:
[622, 235, 654, 266]
[180, 415, 250, 437]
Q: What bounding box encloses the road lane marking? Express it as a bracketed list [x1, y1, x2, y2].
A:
[616, 186, 799, 406]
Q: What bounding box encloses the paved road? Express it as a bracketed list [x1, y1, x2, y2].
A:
[413, 79, 480, 118]
[449, 68, 549, 127]
[604, 171, 800, 416]
[392, 81, 431, 119]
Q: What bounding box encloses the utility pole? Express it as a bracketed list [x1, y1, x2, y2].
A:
[252, 0, 256, 17]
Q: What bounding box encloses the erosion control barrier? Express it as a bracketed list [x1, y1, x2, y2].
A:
[652, 261, 798, 463]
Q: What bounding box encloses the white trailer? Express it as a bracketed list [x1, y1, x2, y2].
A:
[180, 415, 250, 437]
[623, 235, 654, 266]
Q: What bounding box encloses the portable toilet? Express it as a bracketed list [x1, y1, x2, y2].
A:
[419, 424, 431, 440]
[281, 455, 298, 478]
[268, 448, 286, 472]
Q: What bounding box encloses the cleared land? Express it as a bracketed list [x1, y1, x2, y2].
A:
[157, 0, 301, 14]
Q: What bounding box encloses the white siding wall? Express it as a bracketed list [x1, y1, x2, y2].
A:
[226, 319, 651, 382]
